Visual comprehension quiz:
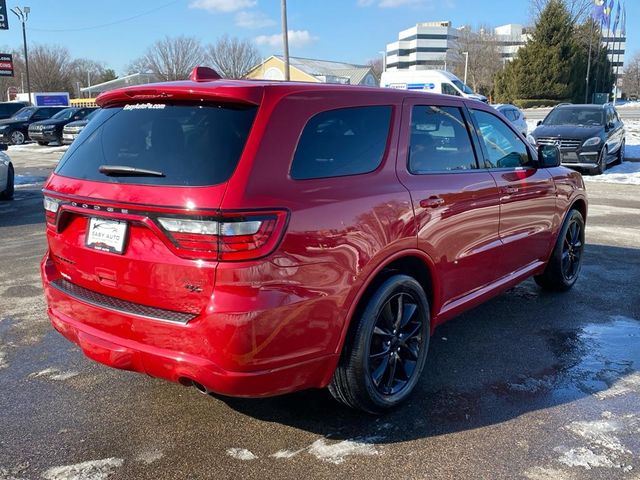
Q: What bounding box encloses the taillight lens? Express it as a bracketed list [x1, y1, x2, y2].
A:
[43, 196, 59, 225]
[157, 211, 287, 261]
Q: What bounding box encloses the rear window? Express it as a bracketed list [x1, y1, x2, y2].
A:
[55, 103, 257, 186]
[290, 106, 392, 180]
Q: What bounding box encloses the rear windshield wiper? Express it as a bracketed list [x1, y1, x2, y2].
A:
[98, 165, 165, 177]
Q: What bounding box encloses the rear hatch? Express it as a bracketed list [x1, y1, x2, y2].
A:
[44, 92, 260, 317]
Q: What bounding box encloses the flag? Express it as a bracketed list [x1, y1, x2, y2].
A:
[604, 0, 615, 29]
[621, 3, 626, 36]
[612, 0, 621, 34]
[592, 0, 606, 23]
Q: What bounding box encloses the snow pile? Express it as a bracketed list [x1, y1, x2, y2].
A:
[584, 161, 640, 185]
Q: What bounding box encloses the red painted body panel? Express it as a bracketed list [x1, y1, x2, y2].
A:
[41, 78, 587, 397]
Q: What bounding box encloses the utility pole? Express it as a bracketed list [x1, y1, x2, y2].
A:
[463, 52, 469, 85]
[10, 7, 31, 103]
[281, 0, 290, 81]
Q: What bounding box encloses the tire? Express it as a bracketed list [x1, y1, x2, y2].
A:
[9, 130, 25, 145]
[534, 209, 585, 292]
[0, 164, 14, 200]
[37, 141, 48, 146]
[616, 141, 625, 165]
[591, 147, 606, 175]
[329, 274, 431, 414]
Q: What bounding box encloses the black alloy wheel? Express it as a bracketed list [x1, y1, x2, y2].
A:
[369, 292, 424, 396]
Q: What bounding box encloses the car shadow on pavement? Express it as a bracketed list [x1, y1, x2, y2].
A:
[218, 244, 640, 444]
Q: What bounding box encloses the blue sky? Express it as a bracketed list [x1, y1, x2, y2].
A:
[0, 0, 636, 75]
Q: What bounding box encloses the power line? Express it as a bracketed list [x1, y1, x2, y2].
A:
[28, 0, 182, 33]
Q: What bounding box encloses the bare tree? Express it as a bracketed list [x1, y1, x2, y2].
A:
[366, 57, 383, 83]
[623, 52, 640, 99]
[131, 36, 206, 81]
[453, 25, 503, 96]
[529, 0, 592, 23]
[70, 58, 106, 96]
[205, 35, 260, 79]
[29, 44, 73, 93]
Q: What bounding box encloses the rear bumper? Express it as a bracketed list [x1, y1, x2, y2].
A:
[41, 252, 339, 397]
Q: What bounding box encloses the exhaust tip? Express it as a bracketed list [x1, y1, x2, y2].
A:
[178, 377, 209, 395]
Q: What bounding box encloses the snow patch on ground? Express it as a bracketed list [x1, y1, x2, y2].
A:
[270, 449, 304, 459]
[0, 350, 7, 369]
[584, 161, 640, 185]
[15, 175, 47, 186]
[134, 450, 163, 464]
[42, 458, 123, 480]
[556, 446, 616, 469]
[307, 437, 380, 465]
[565, 416, 630, 454]
[596, 372, 640, 399]
[29, 368, 79, 381]
[225, 448, 257, 461]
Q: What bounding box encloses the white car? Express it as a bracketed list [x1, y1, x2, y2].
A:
[493, 104, 528, 137]
[0, 145, 14, 200]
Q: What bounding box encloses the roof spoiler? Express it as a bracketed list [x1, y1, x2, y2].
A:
[190, 66, 222, 82]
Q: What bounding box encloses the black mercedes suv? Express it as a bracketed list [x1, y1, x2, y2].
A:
[528, 104, 625, 175]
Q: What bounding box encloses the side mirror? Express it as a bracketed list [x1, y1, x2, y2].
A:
[0, 143, 7, 151]
[538, 144, 561, 168]
[537, 120, 542, 126]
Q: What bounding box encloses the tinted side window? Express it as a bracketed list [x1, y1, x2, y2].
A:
[409, 106, 477, 173]
[510, 109, 520, 121]
[441, 83, 461, 97]
[471, 109, 531, 168]
[290, 106, 391, 180]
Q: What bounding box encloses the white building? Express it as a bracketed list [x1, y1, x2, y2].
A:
[493, 24, 531, 63]
[385, 21, 460, 71]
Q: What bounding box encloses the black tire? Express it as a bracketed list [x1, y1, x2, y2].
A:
[329, 274, 430, 414]
[0, 164, 14, 200]
[37, 141, 48, 146]
[534, 209, 585, 292]
[9, 130, 25, 145]
[616, 141, 625, 165]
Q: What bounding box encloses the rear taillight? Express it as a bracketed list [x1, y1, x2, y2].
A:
[157, 211, 287, 261]
[43, 197, 59, 225]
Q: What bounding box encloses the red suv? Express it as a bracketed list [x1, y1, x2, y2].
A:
[41, 67, 587, 413]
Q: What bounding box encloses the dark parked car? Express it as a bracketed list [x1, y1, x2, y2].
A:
[0, 101, 30, 121]
[61, 108, 99, 145]
[29, 107, 96, 146]
[0, 106, 67, 145]
[528, 104, 625, 175]
[41, 67, 587, 413]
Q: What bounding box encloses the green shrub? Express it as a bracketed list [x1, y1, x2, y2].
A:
[513, 99, 569, 109]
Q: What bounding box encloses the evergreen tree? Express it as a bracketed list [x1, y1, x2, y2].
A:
[494, 0, 615, 105]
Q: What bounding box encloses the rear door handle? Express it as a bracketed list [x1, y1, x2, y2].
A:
[501, 186, 519, 195]
[419, 196, 445, 208]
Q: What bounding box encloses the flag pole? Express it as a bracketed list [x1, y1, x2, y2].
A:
[600, 1, 614, 102]
[585, 17, 595, 103]
[612, 2, 626, 105]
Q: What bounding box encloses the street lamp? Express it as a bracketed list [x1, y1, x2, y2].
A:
[462, 51, 469, 85]
[378, 50, 386, 72]
[281, 0, 290, 81]
[11, 6, 31, 102]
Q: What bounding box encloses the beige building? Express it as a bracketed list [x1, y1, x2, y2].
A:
[245, 55, 378, 86]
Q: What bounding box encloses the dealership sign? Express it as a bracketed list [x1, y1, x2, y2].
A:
[0, 53, 13, 77]
[0, 0, 8, 30]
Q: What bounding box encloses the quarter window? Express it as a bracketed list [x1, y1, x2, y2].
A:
[471, 109, 531, 168]
[441, 83, 461, 97]
[290, 106, 392, 180]
[409, 106, 478, 173]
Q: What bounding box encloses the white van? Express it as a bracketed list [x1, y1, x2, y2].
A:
[380, 70, 488, 103]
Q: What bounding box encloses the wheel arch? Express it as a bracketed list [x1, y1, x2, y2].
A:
[334, 250, 440, 360]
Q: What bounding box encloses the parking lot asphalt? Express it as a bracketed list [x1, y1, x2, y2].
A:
[1, 146, 639, 480]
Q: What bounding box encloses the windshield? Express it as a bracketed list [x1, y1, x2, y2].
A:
[11, 107, 35, 121]
[452, 79, 474, 95]
[543, 108, 604, 126]
[55, 103, 257, 186]
[52, 108, 78, 120]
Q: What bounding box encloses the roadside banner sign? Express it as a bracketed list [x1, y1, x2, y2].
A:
[0, 53, 13, 76]
[0, 1, 8, 30]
